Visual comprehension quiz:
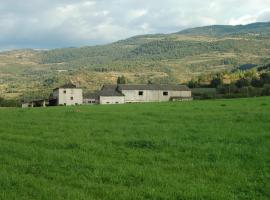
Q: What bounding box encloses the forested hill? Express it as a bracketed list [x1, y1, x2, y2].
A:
[1, 22, 270, 100]
[39, 22, 270, 64]
[178, 22, 270, 36]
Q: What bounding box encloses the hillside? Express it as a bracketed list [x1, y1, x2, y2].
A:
[0, 98, 269, 199]
[178, 22, 270, 36]
[1, 22, 270, 100]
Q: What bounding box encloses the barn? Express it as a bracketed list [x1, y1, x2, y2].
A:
[98, 84, 192, 104]
[119, 84, 192, 103]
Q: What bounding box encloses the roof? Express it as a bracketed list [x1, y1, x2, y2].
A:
[83, 91, 100, 99]
[192, 88, 217, 94]
[118, 84, 191, 91]
[99, 85, 125, 97]
[22, 99, 48, 103]
[53, 83, 78, 90]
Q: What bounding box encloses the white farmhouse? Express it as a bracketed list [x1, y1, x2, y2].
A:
[97, 84, 192, 104]
[51, 83, 83, 106]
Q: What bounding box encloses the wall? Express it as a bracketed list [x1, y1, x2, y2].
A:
[100, 96, 125, 105]
[54, 88, 83, 106]
[22, 103, 32, 108]
[83, 98, 98, 104]
[121, 90, 192, 103]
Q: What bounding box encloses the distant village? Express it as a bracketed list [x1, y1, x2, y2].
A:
[22, 83, 192, 108]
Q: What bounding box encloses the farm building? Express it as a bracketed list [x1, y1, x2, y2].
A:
[83, 92, 99, 105]
[22, 99, 48, 108]
[50, 83, 83, 106]
[119, 84, 192, 103]
[98, 84, 192, 104]
[22, 83, 192, 107]
[99, 85, 125, 104]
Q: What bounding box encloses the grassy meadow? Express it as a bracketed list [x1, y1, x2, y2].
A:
[0, 98, 270, 199]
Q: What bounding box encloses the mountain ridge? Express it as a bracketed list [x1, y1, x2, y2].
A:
[177, 21, 270, 36]
[0, 22, 270, 100]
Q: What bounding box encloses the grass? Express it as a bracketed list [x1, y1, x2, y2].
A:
[0, 97, 270, 199]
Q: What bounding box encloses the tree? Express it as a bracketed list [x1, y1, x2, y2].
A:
[244, 68, 258, 78]
[235, 78, 251, 88]
[148, 80, 154, 84]
[187, 79, 199, 88]
[0, 97, 4, 105]
[210, 77, 222, 88]
[260, 72, 270, 84]
[251, 78, 264, 88]
[43, 78, 54, 87]
[117, 75, 127, 84]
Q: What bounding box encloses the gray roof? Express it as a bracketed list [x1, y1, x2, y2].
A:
[54, 83, 77, 90]
[118, 84, 190, 91]
[83, 91, 100, 99]
[100, 85, 125, 97]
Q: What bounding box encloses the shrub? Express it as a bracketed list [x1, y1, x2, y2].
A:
[0, 97, 20, 107]
[251, 78, 264, 88]
[261, 84, 270, 96]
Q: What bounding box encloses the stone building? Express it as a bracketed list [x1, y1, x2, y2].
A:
[119, 84, 192, 103]
[99, 85, 125, 104]
[22, 83, 192, 108]
[50, 83, 83, 106]
[98, 84, 192, 104]
[83, 92, 99, 105]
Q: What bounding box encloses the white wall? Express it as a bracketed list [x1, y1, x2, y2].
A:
[22, 103, 32, 108]
[83, 98, 98, 104]
[100, 96, 125, 105]
[122, 90, 192, 103]
[54, 88, 83, 106]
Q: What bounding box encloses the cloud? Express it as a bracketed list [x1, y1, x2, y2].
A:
[128, 9, 148, 20]
[228, 15, 257, 25]
[228, 9, 270, 25]
[0, 0, 270, 50]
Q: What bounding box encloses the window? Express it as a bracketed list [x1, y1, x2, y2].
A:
[116, 102, 119, 104]
[106, 102, 110, 104]
[138, 91, 144, 96]
[70, 97, 74, 100]
[163, 91, 168, 96]
[63, 90, 67, 94]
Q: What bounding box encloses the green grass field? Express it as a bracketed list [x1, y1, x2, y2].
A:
[0, 98, 270, 200]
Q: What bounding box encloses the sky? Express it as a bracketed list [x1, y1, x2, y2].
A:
[0, 0, 270, 50]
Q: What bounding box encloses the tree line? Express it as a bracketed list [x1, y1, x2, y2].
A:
[188, 65, 270, 99]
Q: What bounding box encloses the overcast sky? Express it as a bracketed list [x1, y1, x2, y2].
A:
[0, 0, 270, 50]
